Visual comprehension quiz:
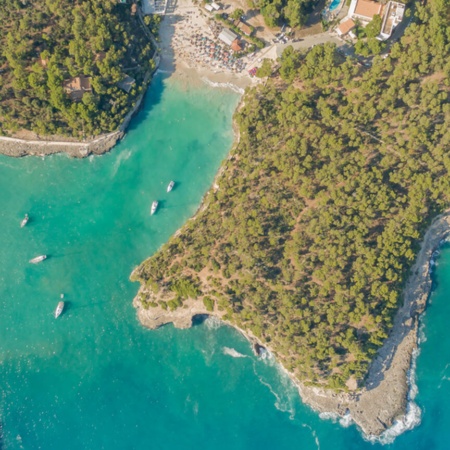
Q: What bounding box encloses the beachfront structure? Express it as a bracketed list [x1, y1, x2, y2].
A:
[231, 39, 243, 53]
[236, 21, 253, 36]
[63, 76, 92, 102]
[336, 18, 356, 37]
[348, 0, 383, 22]
[218, 28, 238, 46]
[378, 1, 405, 40]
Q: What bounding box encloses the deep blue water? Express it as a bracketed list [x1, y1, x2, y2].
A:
[0, 74, 450, 449]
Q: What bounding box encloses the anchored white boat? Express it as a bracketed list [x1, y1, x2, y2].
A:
[151, 201, 158, 215]
[167, 181, 175, 193]
[20, 214, 29, 228]
[29, 255, 47, 264]
[54, 301, 64, 318]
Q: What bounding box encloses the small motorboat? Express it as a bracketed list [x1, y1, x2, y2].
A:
[20, 214, 29, 228]
[54, 301, 64, 319]
[151, 201, 158, 215]
[167, 181, 175, 193]
[29, 255, 47, 264]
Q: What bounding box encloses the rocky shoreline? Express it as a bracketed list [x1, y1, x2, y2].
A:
[133, 211, 450, 438]
[0, 131, 124, 158]
[0, 44, 158, 159]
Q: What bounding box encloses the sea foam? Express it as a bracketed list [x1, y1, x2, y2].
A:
[201, 77, 245, 95]
[222, 347, 246, 358]
[367, 348, 422, 445]
[204, 316, 223, 330]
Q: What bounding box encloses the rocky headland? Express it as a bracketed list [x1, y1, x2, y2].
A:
[132, 201, 450, 437]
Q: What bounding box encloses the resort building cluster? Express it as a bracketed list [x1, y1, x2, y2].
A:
[337, 0, 405, 40]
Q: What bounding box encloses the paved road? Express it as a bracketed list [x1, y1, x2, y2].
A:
[277, 32, 344, 56]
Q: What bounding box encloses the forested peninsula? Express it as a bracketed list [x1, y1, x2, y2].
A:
[133, 0, 450, 435]
[0, 0, 156, 139]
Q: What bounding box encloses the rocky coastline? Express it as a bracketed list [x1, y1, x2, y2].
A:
[0, 35, 158, 159]
[133, 209, 450, 438]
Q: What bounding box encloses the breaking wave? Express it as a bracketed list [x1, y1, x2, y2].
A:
[253, 351, 297, 419]
[201, 77, 245, 95]
[367, 348, 422, 445]
[222, 347, 246, 358]
[204, 316, 223, 330]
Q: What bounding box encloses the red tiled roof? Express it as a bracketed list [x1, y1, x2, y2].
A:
[354, 0, 383, 19]
[231, 39, 243, 52]
[338, 18, 356, 35]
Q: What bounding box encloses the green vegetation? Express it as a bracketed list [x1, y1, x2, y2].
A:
[354, 15, 385, 56]
[251, 0, 313, 28]
[256, 59, 273, 77]
[0, 0, 156, 138]
[135, 0, 450, 388]
[215, 14, 265, 49]
[231, 8, 245, 20]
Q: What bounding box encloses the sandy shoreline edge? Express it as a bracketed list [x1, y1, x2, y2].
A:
[0, 0, 255, 159]
[132, 10, 448, 435]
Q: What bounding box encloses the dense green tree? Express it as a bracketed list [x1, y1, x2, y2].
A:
[134, 0, 450, 389]
[0, 0, 157, 137]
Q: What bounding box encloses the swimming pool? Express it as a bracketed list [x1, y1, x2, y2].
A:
[329, 0, 341, 11]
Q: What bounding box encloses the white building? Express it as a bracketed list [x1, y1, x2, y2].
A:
[218, 28, 238, 46]
[378, 1, 405, 40]
[205, 3, 213, 11]
[211, 2, 221, 10]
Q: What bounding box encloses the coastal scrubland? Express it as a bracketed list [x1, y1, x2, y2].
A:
[134, 0, 450, 389]
[0, 0, 155, 138]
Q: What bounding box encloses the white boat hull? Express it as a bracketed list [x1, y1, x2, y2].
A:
[20, 215, 29, 228]
[55, 301, 64, 318]
[167, 181, 175, 193]
[29, 255, 47, 264]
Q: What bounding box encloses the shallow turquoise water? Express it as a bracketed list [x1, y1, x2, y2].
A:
[1, 74, 450, 449]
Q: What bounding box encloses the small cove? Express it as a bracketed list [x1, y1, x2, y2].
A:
[1, 73, 450, 449]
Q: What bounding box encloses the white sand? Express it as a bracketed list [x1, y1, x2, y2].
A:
[158, 0, 259, 90]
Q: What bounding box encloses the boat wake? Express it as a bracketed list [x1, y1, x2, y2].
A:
[222, 347, 246, 358]
[111, 149, 132, 177]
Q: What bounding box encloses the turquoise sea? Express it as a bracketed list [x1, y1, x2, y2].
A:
[1, 74, 450, 449]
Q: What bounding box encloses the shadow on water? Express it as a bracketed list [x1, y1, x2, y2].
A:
[126, 11, 185, 134]
[126, 75, 167, 134]
[192, 314, 210, 327]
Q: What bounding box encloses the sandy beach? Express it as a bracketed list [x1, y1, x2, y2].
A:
[157, 0, 259, 91]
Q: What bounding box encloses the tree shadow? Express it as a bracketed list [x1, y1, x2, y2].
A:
[126, 12, 184, 133]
